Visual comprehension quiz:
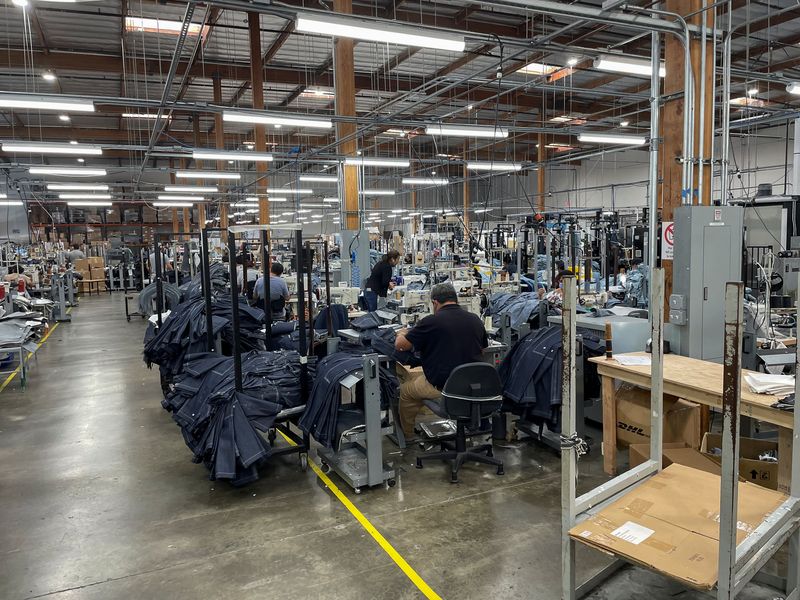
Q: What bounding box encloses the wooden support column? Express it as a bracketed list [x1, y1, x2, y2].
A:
[334, 0, 359, 230]
[248, 13, 269, 225]
[183, 207, 191, 234]
[661, 0, 714, 309]
[212, 73, 228, 229]
[193, 117, 206, 231]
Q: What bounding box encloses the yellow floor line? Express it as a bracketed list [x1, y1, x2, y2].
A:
[279, 431, 442, 599]
[0, 314, 63, 393]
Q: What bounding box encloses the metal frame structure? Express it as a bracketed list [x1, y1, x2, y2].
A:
[561, 269, 800, 599]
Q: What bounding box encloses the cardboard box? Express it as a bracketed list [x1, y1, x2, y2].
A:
[73, 258, 90, 272]
[570, 463, 787, 590]
[629, 442, 721, 476]
[700, 432, 779, 490]
[615, 383, 701, 449]
[87, 257, 104, 268]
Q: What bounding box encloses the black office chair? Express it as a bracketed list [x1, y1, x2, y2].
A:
[415, 362, 504, 483]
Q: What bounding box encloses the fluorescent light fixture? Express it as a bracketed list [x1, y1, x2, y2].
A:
[282, 212, 295, 216]
[577, 133, 647, 145]
[747, 87, 759, 96]
[3, 141, 102, 155]
[66, 201, 113, 207]
[121, 112, 170, 119]
[408, 212, 421, 216]
[245, 196, 287, 203]
[517, 62, 558, 75]
[323, 198, 340, 203]
[58, 114, 70, 122]
[192, 149, 274, 162]
[299, 175, 338, 182]
[0, 94, 94, 112]
[360, 190, 396, 196]
[153, 201, 195, 207]
[59, 193, 112, 200]
[422, 214, 435, 218]
[176, 171, 240, 180]
[474, 208, 491, 213]
[164, 185, 217, 192]
[402, 216, 412, 221]
[245, 209, 260, 214]
[42, 72, 56, 81]
[620, 120, 630, 128]
[0, 193, 6, 198]
[0, 200, 23, 206]
[311, 214, 324, 218]
[787, 82, 800, 95]
[47, 184, 108, 191]
[594, 55, 665, 78]
[266, 188, 313, 195]
[157, 195, 206, 201]
[300, 88, 335, 100]
[425, 124, 508, 138]
[297, 209, 312, 214]
[391, 209, 407, 214]
[402, 177, 449, 186]
[295, 13, 465, 52]
[467, 161, 522, 172]
[230, 202, 259, 207]
[344, 157, 410, 168]
[125, 16, 206, 36]
[29, 167, 106, 176]
[77, 158, 85, 163]
[566, 57, 579, 67]
[223, 109, 332, 129]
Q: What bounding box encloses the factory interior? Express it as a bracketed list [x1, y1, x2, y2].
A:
[4, 0, 800, 598]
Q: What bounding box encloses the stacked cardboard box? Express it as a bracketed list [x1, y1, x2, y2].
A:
[75, 257, 107, 294]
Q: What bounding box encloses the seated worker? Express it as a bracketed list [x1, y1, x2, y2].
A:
[394, 283, 488, 440]
[4, 265, 32, 287]
[502, 254, 517, 276]
[254, 262, 290, 321]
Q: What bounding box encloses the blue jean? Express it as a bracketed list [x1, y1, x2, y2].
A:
[364, 290, 378, 312]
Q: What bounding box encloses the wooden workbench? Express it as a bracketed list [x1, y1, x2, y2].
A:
[589, 352, 794, 492]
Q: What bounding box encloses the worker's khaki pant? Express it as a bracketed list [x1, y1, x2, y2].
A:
[397, 370, 441, 437]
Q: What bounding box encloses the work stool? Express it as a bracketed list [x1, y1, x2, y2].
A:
[415, 362, 504, 483]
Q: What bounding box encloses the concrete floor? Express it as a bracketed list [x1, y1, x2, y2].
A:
[0, 294, 785, 599]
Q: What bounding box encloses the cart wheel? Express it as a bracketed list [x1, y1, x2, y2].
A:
[416, 458, 423, 469]
[300, 453, 308, 472]
[320, 462, 331, 474]
[387, 478, 396, 488]
[354, 487, 361, 495]
[126, 316, 131, 322]
[497, 466, 504, 476]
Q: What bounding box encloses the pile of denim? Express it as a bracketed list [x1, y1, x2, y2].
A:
[163, 350, 314, 485]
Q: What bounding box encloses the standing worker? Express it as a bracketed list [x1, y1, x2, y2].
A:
[364, 249, 400, 312]
[66, 243, 85, 264]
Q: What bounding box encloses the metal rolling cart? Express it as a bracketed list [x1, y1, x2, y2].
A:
[317, 352, 397, 494]
[228, 224, 312, 471]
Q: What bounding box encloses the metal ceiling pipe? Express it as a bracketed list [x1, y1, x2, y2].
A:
[648, 29, 661, 268]
[133, 3, 197, 190]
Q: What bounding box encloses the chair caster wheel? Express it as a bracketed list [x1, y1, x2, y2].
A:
[450, 475, 459, 484]
[387, 479, 396, 488]
[354, 487, 361, 494]
[300, 453, 308, 471]
[497, 467, 504, 476]
[320, 462, 331, 474]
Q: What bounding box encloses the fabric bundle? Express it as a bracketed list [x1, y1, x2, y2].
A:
[164, 350, 314, 485]
[138, 281, 182, 316]
[143, 293, 266, 378]
[0, 311, 47, 354]
[299, 352, 397, 448]
[313, 304, 350, 335]
[178, 262, 229, 299]
[485, 292, 545, 330]
[498, 326, 563, 431]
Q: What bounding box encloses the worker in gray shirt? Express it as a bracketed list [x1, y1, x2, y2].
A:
[66, 244, 85, 264]
[254, 262, 290, 320]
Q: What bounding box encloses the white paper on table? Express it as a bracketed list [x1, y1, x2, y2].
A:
[614, 355, 652, 367]
[611, 521, 655, 545]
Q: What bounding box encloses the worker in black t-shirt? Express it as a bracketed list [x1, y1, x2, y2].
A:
[364, 249, 400, 312]
[394, 283, 488, 439]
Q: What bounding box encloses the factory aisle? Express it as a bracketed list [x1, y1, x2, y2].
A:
[0, 295, 782, 599]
